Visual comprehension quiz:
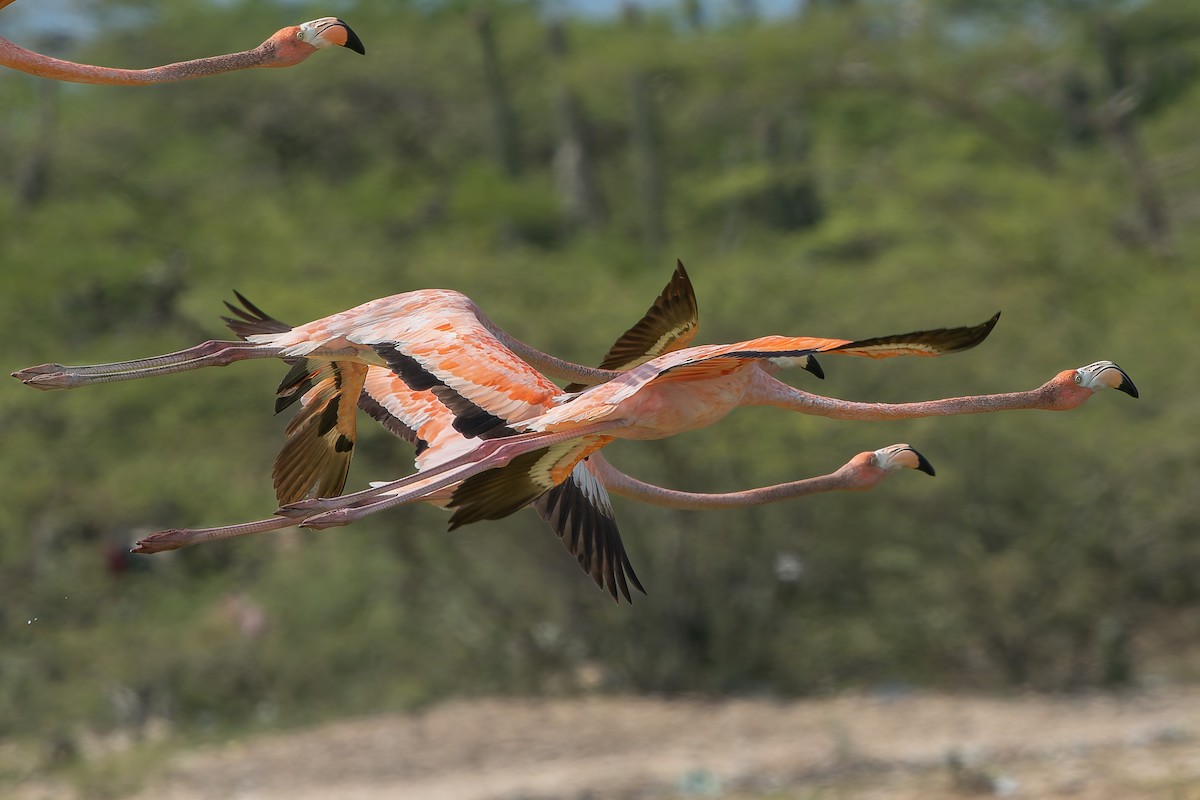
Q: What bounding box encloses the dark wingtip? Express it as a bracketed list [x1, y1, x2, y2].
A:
[337, 20, 366, 55]
[804, 355, 825, 380]
[959, 310, 1001, 352]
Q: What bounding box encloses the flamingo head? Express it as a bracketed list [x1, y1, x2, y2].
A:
[263, 18, 366, 66]
[838, 443, 935, 491]
[1073, 361, 1138, 398]
[871, 443, 936, 476]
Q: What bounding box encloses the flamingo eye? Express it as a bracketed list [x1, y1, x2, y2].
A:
[1074, 372, 1084, 385]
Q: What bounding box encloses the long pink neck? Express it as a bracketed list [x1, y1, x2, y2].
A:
[0, 35, 270, 84]
[476, 308, 622, 387]
[589, 455, 858, 509]
[747, 372, 1071, 421]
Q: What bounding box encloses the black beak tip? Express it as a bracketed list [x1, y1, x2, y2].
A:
[1108, 364, 1138, 398]
[913, 450, 936, 476]
[804, 356, 825, 380]
[337, 20, 366, 55]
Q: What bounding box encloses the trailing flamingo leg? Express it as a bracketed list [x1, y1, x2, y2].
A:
[298, 471, 473, 530]
[11, 341, 361, 390]
[277, 421, 622, 517]
[132, 516, 297, 554]
[292, 422, 629, 529]
[275, 468, 455, 519]
[12, 340, 278, 389]
[132, 469, 466, 552]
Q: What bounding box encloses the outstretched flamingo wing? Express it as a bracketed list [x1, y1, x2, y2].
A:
[587, 313, 1002, 406]
[223, 293, 365, 504]
[533, 462, 645, 602]
[819, 312, 1000, 359]
[270, 362, 366, 504]
[563, 260, 699, 392]
[260, 290, 562, 435]
[359, 369, 485, 472]
[444, 437, 642, 602]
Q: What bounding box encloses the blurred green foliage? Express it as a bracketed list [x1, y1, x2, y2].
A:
[2, 0, 1198, 761]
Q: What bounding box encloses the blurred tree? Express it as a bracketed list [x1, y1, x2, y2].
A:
[474, 7, 524, 179]
[624, 3, 668, 247]
[547, 19, 607, 229]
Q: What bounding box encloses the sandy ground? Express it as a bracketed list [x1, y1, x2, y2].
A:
[12, 689, 1200, 799]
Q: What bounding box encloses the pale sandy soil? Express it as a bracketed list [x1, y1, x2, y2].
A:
[10, 689, 1200, 799]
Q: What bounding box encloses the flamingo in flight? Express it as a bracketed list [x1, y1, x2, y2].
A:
[13, 263, 951, 601]
[0, 3, 363, 84]
[129, 266, 937, 601]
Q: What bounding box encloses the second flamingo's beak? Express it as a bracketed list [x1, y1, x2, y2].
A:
[909, 448, 936, 476]
[331, 20, 367, 55]
[301, 18, 366, 55]
[875, 444, 936, 476]
[801, 355, 825, 380]
[1107, 365, 1139, 399]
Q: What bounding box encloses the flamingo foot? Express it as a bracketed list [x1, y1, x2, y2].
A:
[131, 529, 192, 554]
[11, 364, 75, 390]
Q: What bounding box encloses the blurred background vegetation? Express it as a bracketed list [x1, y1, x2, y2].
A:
[2, 0, 1198, 774]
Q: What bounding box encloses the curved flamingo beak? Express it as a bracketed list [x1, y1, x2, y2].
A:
[1076, 361, 1138, 398]
[801, 355, 824, 380]
[298, 17, 366, 55]
[873, 443, 936, 476]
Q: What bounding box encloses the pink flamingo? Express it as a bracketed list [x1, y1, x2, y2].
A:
[13, 264, 953, 601]
[1, 7, 363, 84]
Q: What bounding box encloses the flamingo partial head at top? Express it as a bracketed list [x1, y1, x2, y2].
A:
[1, 12, 365, 84]
[265, 18, 366, 66]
